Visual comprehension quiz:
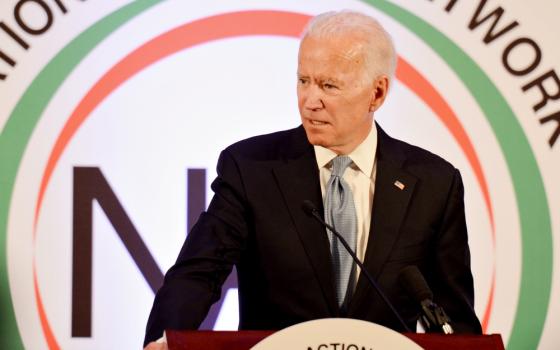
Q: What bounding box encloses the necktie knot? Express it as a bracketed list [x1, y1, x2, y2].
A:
[331, 155, 353, 177]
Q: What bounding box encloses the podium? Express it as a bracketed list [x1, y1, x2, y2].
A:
[166, 330, 505, 350]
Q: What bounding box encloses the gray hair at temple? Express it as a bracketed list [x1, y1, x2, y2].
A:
[301, 10, 397, 83]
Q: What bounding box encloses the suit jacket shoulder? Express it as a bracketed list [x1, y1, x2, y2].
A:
[224, 126, 310, 161]
[377, 125, 457, 177]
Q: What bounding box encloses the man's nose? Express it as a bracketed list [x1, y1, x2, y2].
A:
[304, 85, 324, 110]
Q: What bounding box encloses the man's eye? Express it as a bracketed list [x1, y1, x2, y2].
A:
[298, 78, 308, 84]
[324, 83, 337, 89]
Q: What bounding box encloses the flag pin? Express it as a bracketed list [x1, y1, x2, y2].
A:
[394, 180, 405, 190]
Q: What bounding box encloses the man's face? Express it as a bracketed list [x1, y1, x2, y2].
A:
[297, 35, 388, 155]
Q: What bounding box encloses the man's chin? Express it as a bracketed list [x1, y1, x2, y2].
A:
[305, 136, 331, 149]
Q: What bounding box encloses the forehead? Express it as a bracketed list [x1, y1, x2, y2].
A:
[297, 35, 366, 77]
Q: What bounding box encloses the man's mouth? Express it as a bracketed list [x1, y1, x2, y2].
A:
[309, 119, 328, 126]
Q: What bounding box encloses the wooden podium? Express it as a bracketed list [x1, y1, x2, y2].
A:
[166, 330, 505, 350]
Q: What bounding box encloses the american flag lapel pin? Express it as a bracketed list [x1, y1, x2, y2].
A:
[394, 180, 405, 190]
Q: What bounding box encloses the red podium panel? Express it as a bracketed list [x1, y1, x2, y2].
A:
[166, 330, 505, 350]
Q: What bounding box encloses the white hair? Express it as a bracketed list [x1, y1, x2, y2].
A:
[301, 10, 397, 82]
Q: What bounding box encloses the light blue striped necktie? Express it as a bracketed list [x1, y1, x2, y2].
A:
[324, 155, 357, 309]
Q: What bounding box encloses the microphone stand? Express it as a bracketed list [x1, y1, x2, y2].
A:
[303, 200, 411, 332]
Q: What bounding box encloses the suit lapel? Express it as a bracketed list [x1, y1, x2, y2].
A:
[271, 128, 338, 315]
[348, 125, 417, 314]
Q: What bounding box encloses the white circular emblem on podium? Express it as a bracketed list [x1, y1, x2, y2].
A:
[251, 318, 423, 349]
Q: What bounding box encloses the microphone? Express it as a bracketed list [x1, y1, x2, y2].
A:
[302, 200, 411, 332]
[399, 265, 454, 334]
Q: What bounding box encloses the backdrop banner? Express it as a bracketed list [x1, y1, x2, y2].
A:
[1, 1, 558, 349]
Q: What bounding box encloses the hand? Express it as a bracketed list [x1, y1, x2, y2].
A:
[144, 341, 168, 350]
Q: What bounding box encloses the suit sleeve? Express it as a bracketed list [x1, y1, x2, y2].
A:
[144, 149, 249, 344]
[429, 168, 482, 333]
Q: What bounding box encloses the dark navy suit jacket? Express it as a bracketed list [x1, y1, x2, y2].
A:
[144, 124, 481, 344]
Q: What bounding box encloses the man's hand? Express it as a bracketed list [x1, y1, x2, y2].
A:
[143, 341, 168, 350]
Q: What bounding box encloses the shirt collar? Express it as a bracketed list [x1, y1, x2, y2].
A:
[313, 125, 378, 177]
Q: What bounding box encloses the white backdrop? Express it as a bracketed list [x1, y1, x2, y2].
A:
[0, 1, 558, 349]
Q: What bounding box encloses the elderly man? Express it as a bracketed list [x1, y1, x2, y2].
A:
[144, 10, 481, 349]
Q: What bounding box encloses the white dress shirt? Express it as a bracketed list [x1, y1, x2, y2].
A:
[314, 126, 378, 284]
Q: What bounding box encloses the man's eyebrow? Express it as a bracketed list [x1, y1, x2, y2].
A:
[323, 77, 340, 83]
[296, 73, 343, 86]
[322, 77, 344, 86]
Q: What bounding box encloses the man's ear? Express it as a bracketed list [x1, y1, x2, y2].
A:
[369, 75, 389, 112]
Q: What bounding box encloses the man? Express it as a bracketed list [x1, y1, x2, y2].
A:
[144, 10, 481, 349]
